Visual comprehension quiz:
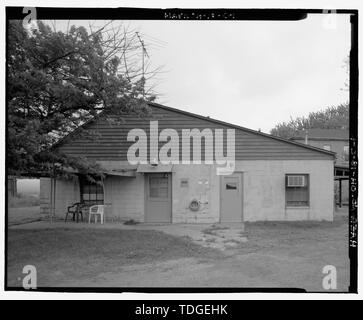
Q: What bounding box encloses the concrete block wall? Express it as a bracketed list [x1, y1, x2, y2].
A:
[54, 178, 80, 218]
[40, 174, 144, 222]
[170, 160, 333, 223]
[171, 164, 220, 223]
[40, 177, 80, 219]
[235, 160, 334, 221]
[40, 159, 334, 223]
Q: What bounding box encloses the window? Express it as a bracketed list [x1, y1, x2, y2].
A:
[80, 176, 104, 205]
[285, 174, 309, 207]
[343, 145, 349, 161]
[149, 177, 168, 198]
[226, 182, 237, 190]
[323, 145, 331, 151]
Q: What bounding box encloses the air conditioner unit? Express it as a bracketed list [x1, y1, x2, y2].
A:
[287, 175, 306, 187]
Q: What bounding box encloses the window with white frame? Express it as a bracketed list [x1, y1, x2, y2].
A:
[285, 174, 309, 207]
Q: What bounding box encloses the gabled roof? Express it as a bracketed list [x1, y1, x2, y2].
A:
[53, 102, 335, 159]
[148, 102, 336, 158]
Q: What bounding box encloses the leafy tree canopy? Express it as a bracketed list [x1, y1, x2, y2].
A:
[8, 20, 156, 178]
[270, 103, 349, 139]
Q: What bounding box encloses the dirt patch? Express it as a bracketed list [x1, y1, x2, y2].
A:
[203, 224, 230, 236]
[200, 224, 247, 250]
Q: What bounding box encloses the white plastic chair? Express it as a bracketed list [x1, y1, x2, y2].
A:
[88, 205, 105, 224]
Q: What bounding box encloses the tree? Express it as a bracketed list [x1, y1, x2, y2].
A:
[270, 103, 349, 139]
[7, 20, 160, 178]
[271, 54, 350, 139]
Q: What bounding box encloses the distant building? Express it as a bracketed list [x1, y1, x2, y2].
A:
[291, 128, 349, 207]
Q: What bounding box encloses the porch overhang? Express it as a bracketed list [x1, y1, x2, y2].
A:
[57, 165, 137, 177]
[103, 169, 136, 177]
[137, 164, 173, 173]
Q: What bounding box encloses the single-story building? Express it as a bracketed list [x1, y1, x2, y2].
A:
[290, 128, 349, 207]
[40, 102, 335, 223]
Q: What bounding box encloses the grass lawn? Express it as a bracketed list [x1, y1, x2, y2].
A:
[7, 228, 221, 287]
[8, 206, 41, 226]
[244, 217, 349, 255]
[7, 212, 349, 290]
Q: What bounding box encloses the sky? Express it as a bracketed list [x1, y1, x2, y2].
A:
[17, 179, 40, 196]
[54, 14, 350, 133]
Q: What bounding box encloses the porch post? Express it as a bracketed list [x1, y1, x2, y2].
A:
[50, 176, 53, 223]
[53, 177, 57, 221]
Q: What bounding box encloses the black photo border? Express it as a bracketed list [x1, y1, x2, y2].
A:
[4, 6, 359, 294]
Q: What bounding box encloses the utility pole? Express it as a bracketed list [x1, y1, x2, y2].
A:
[136, 32, 149, 98]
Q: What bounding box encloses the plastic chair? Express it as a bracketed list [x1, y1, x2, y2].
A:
[88, 205, 105, 224]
